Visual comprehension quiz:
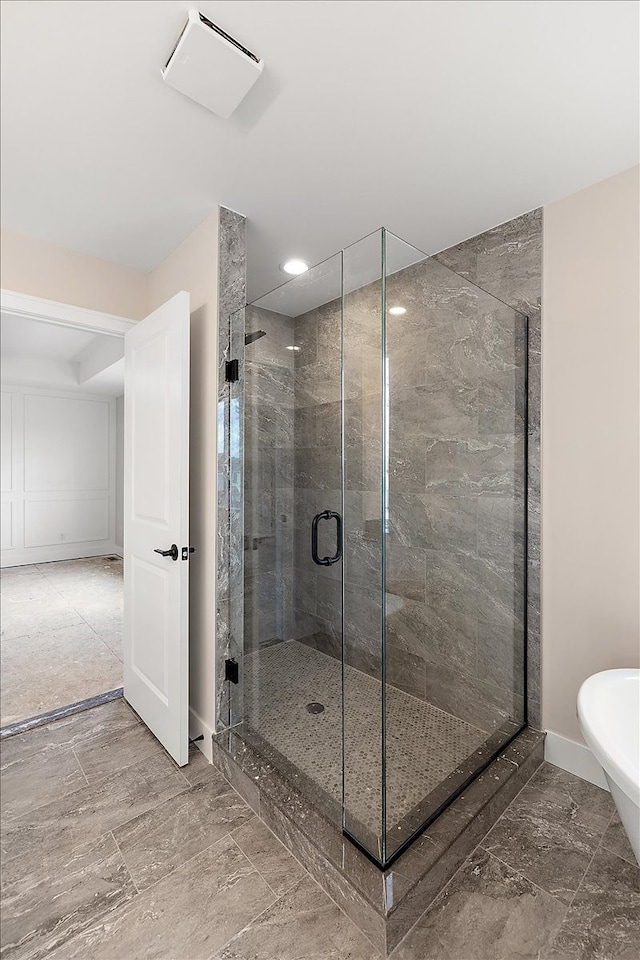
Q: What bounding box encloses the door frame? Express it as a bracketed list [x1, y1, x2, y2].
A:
[1, 290, 199, 759]
[1, 289, 137, 337]
[0, 289, 135, 729]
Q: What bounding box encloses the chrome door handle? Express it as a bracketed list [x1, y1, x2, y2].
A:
[154, 544, 179, 561]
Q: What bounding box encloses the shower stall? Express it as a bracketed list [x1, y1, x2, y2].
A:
[224, 228, 528, 868]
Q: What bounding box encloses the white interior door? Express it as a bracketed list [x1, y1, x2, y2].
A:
[124, 291, 190, 765]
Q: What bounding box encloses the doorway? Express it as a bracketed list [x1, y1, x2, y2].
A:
[0, 293, 130, 730]
[1, 288, 192, 767]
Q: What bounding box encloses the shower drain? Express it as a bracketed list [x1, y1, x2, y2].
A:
[306, 702, 325, 714]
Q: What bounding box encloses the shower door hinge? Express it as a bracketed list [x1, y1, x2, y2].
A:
[225, 359, 239, 382]
[225, 658, 239, 684]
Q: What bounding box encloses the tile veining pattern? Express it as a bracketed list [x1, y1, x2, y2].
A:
[243, 306, 296, 654]
[1, 702, 637, 959]
[243, 639, 487, 838]
[0, 558, 123, 727]
[291, 257, 528, 737]
[434, 209, 542, 728]
[216, 206, 247, 728]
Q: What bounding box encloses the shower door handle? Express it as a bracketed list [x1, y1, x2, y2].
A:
[311, 511, 342, 566]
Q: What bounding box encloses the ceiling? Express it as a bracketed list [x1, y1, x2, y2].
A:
[1, 313, 125, 394]
[1, 314, 95, 359]
[1, 1, 638, 301]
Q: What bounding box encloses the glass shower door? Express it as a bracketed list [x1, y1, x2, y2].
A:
[231, 253, 346, 826]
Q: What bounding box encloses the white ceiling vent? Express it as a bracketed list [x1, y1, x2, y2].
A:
[162, 10, 263, 119]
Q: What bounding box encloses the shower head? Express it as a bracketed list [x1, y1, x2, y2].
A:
[245, 330, 266, 345]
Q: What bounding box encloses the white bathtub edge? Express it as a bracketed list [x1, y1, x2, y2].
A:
[544, 730, 609, 792]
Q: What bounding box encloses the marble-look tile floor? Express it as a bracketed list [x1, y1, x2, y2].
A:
[1, 700, 637, 960]
[0, 558, 123, 726]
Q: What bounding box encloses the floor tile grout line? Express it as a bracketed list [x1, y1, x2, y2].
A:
[226, 819, 316, 903]
[42, 828, 258, 960]
[5, 747, 192, 832]
[227, 807, 358, 907]
[204, 868, 309, 960]
[540, 811, 626, 960]
[0, 736, 119, 817]
[76, 615, 124, 664]
[561, 808, 616, 914]
[386, 839, 487, 958]
[109, 829, 142, 897]
[0, 700, 138, 761]
[387, 839, 564, 959]
[483, 761, 616, 913]
[599, 818, 638, 867]
[229, 805, 315, 873]
[483, 759, 612, 844]
[477, 846, 574, 910]
[119, 827, 271, 941]
[72, 745, 91, 787]
[108, 794, 255, 900]
[0, 746, 92, 825]
[227, 810, 385, 957]
[226, 832, 285, 900]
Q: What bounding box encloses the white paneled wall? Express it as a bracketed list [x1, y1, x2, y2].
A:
[1, 386, 117, 566]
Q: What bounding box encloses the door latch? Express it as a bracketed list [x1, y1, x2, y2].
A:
[181, 546, 196, 560]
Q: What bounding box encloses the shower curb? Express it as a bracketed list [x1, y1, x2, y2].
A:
[212, 725, 545, 955]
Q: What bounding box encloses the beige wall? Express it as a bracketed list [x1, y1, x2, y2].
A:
[2, 214, 221, 746]
[542, 165, 640, 743]
[1, 229, 148, 319]
[148, 211, 220, 745]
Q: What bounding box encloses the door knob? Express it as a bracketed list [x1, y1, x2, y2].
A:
[154, 544, 179, 561]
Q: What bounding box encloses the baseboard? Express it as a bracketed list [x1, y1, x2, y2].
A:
[544, 730, 609, 791]
[189, 706, 214, 763]
[1, 543, 120, 568]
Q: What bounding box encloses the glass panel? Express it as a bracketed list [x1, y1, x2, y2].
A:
[232, 253, 345, 827]
[341, 231, 384, 859]
[227, 306, 245, 728]
[383, 235, 527, 859]
[341, 229, 428, 862]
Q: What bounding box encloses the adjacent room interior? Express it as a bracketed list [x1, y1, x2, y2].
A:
[0, 309, 125, 726]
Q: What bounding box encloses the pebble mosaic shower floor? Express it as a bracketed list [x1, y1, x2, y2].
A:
[243, 639, 487, 842]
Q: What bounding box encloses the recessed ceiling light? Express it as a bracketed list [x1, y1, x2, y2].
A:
[281, 258, 309, 275]
[389, 306, 406, 316]
[286, 345, 301, 351]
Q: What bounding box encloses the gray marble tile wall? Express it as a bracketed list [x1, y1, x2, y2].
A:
[288, 215, 541, 740]
[383, 254, 528, 737]
[216, 207, 246, 730]
[433, 208, 542, 728]
[243, 305, 296, 655]
[290, 287, 385, 681]
[291, 300, 345, 659]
